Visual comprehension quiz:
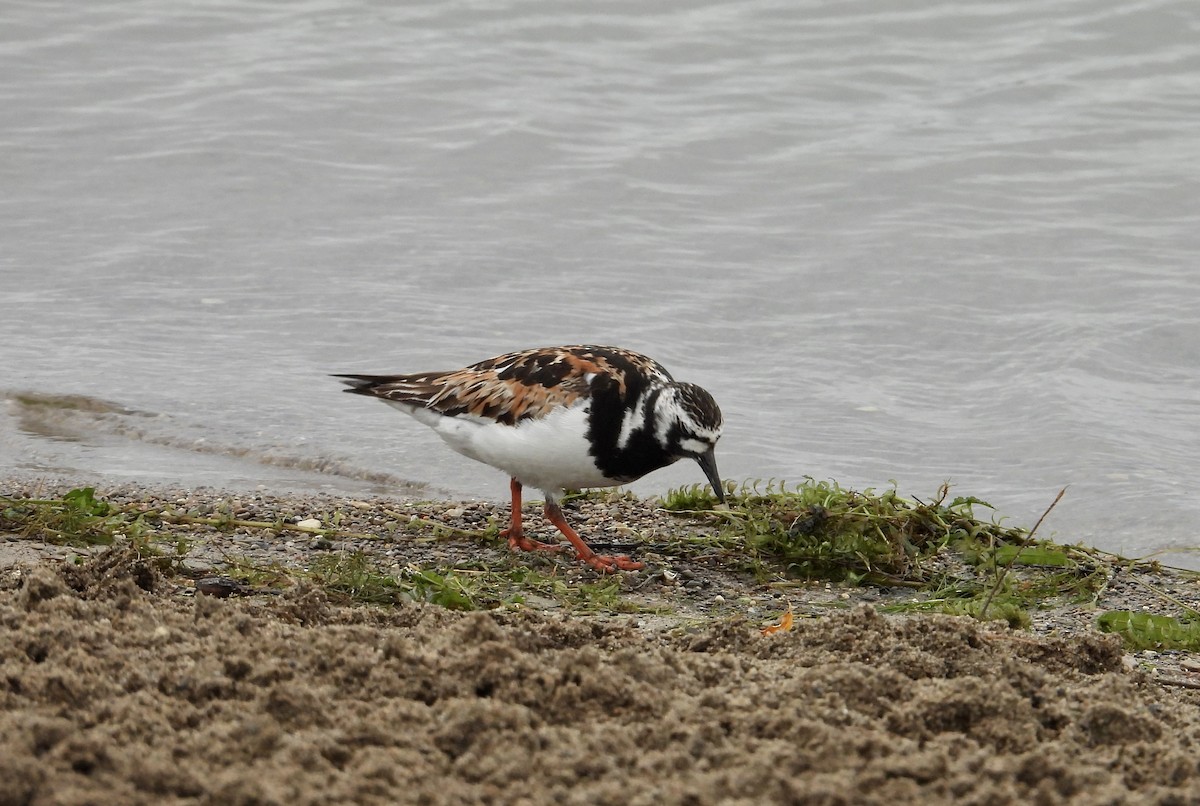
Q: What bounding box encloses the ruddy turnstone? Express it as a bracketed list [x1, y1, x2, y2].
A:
[334, 345, 724, 573]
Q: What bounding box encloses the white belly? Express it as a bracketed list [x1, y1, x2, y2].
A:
[388, 400, 613, 495]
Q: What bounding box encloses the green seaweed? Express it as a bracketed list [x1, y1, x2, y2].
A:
[1098, 611, 1200, 651]
[664, 478, 1025, 584]
[306, 551, 478, 610]
[0, 486, 138, 546]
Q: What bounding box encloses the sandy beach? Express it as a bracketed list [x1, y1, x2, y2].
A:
[2, 480, 1199, 804]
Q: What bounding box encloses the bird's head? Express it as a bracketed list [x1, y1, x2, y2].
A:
[654, 382, 725, 503]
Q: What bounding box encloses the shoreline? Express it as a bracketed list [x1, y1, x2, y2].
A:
[3, 476, 1198, 671]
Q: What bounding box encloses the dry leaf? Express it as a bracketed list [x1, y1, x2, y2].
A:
[761, 604, 794, 636]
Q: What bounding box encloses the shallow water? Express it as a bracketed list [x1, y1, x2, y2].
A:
[3, 0, 1199, 565]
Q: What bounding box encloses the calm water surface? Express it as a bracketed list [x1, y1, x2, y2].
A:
[2, 0, 1199, 565]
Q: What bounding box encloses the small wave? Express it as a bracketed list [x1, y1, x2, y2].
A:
[5, 391, 427, 494]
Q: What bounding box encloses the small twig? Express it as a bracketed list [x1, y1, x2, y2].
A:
[0, 496, 65, 507]
[659, 507, 745, 522]
[979, 487, 1067, 621]
[1123, 574, 1200, 619]
[387, 512, 490, 541]
[1158, 676, 1200, 690]
[143, 509, 380, 540]
[105, 501, 389, 541]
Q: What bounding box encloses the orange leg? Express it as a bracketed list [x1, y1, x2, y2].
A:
[500, 479, 561, 553]
[544, 501, 644, 573]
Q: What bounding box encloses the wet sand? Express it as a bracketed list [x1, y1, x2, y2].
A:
[2, 482, 1199, 804]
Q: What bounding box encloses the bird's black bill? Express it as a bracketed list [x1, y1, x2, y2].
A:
[695, 448, 725, 504]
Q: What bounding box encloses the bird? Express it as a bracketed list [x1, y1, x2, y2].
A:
[334, 345, 725, 573]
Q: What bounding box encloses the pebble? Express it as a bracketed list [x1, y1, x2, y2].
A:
[296, 518, 322, 529]
[180, 559, 211, 574]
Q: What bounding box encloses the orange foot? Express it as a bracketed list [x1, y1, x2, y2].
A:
[502, 528, 563, 554]
[578, 552, 644, 574]
[544, 500, 644, 574]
